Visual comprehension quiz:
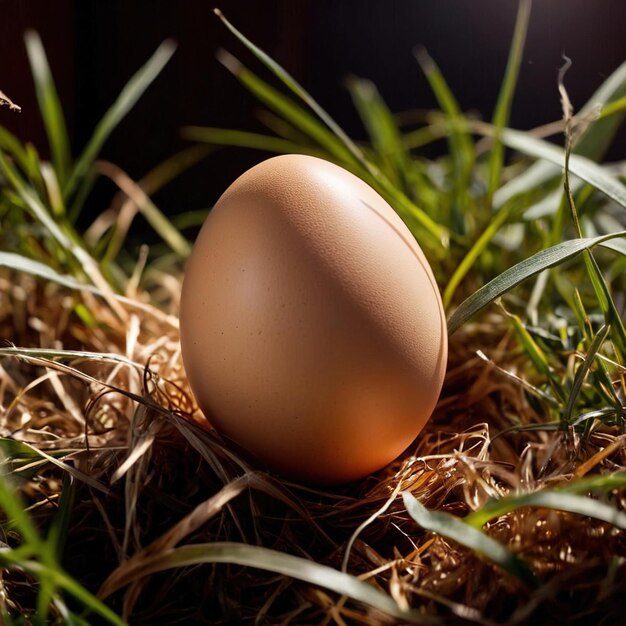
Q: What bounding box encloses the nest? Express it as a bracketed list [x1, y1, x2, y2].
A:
[1, 268, 625, 625]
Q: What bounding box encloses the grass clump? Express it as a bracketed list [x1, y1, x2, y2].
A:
[2, 1, 626, 623]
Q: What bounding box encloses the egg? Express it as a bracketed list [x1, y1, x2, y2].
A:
[180, 154, 447, 483]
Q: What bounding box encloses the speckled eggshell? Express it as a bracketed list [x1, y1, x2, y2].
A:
[180, 154, 447, 483]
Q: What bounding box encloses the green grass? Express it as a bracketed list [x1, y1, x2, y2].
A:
[1, 1, 626, 623]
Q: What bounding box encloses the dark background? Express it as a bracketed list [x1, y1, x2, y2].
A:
[2, 0, 626, 224]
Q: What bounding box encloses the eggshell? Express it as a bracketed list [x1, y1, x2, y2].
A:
[180, 154, 447, 483]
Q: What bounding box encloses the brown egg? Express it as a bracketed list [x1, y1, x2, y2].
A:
[180, 155, 447, 483]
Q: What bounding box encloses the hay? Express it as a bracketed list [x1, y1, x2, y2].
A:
[1, 266, 625, 625]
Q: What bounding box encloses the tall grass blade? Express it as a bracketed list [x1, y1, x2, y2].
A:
[562, 324, 610, 422]
[505, 309, 567, 402]
[466, 490, 626, 530]
[0, 127, 31, 173]
[182, 126, 320, 156]
[96, 161, 191, 258]
[402, 492, 537, 587]
[486, 0, 531, 200]
[214, 9, 369, 169]
[99, 541, 438, 624]
[443, 203, 512, 308]
[447, 230, 626, 335]
[0, 556, 127, 626]
[0, 471, 46, 550]
[217, 51, 356, 165]
[65, 40, 176, 199]
[0, 251, 166, 323]
[559, 472, 626, 493]
[211, 53, 448, 249]
[347, 77, 411, 184]
[498, 127, 626, 209]
[24, 31, 71, 186]
[575, 60, 626, 160]
[416, 48, 474, 230]
[46, 474, 76, 561]
[496, 59, 626, 214]
[581, 249, 626, 360]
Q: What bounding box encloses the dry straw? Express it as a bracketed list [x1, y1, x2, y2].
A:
[2, 1, 626, 623]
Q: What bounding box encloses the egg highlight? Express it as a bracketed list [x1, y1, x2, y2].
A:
[180, 154, 447, 483]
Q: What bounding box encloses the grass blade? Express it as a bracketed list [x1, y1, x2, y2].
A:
[559, 472, 626, 493]
[447, 230, 626, 335]
[581, 249, 626, 359]
[498, 127, 626, 209]
[466, 490, 626, 530]
[99, 541, 438, 624]
[562, 324, 611, 422]
[214, 53, 448, 249]
[0, 127, 31, 173]
[443, 202, 512, 308]
[505, 308, 567, 403]
[347, 77, 411, 184]
[214, 9, 368, 170]
[486, 0, 531, 200]
[65, 40, 176, 199]
[0, 470, 46, 550]
[402, 492, 537, 587]
[24, 31, 71, 186]
[46, 474, 76, 561]
[182, 126, 322, 156]
[216, 51, 357, 165]
[575, 60, 626, 160]
[416, 49, 474, 231]
[495, 58, 626, 213]
[95, 161, 191, 258]
[0, 554, 127, 626]
[0, 251, 176, 323]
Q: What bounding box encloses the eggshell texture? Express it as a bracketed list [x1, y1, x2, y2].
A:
[180, 154, 447, 483]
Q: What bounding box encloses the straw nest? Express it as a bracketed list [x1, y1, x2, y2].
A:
[0, 267, 625, 625]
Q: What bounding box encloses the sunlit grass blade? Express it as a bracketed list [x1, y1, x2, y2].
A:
[171, 209, 210, 231]
[443, 203, 512, 308]
[575, 59, 626, 160]
[0, 251, 170, 322]
[402, 122, 448, 150]
[347, 77, 411, 184]
[212, 53, 448, 250]
[504, 308, 567, 402]
[0, 152, 84, 270]
[214, 8, 369, 170]
[0, 249, 104, 293]
[486, 0, 531, 201]
[402, 492, 537, 587]
[595, 95, 626, 123]
[416, 48, 474, 232]
[447, 230, 626, 335]
[465, 489, 626, 530]
[94, 146, 211, 265]
[24, 31, 71, 187]
[558, 472, 626, 493]
[581, 249, 626, 360]
[216, 51, 357, 165]
[182, 126, 321, 156]
[562, 324, 610, 422]
[494, 58, 626, 212]
[65, 40, 176, 200]
[99, 541, 437, 624]
[497, 127, 626, 209]
[95, 161, 191, 258]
